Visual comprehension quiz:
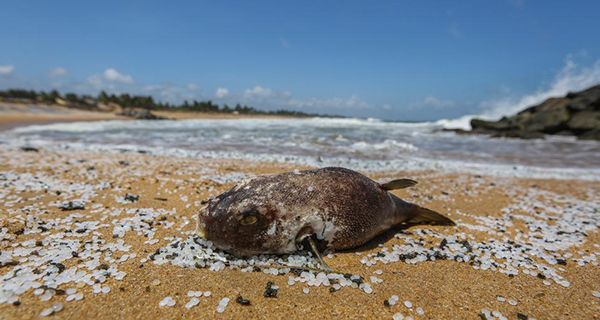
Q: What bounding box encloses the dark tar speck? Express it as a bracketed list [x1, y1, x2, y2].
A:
[236, 295, 251, 305]
[263, 282, 278, 298]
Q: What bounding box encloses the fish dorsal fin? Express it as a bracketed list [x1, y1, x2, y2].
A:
[381, 179, 417, 190]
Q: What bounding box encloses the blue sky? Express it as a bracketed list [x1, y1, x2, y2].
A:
[1, 0, 600, 121]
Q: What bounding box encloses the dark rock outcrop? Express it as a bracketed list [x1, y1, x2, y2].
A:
[580, 129, 600, 141]
[490, 130, 545, 140]
[567, 110, 600, 132]
[118, 108, 168, 120]
[468, 84, 600, 141]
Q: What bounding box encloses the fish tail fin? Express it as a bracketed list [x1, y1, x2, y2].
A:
[392, 194, 455, 226]
[405, 205, 455, 226]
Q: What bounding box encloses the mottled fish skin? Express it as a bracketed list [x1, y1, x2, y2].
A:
[198, 167, 445, 256]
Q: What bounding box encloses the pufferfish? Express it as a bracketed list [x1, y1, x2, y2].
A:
[197, 167, 455, 267]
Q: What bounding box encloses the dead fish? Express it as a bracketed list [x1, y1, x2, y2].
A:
[197, 167, 454, 263]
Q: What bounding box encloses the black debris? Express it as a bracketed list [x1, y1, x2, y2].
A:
[263, 281, 278, 298]
[556, 259, 567, 266]
[439, 238, 448, 250]
[118, 160, 129, 166]
[50, 288, 66, 295]
[60, 201, 85, 211]
[350, 276, 363, 285]
[20, 147, 39, 152]
[291, 268, 303, 276]
[460, 240, 473, 252]
[517, 312, 528, 320]
[124, 193, 139, 202]
[51, 263, 66, 273]
[236, 295, 251, 305]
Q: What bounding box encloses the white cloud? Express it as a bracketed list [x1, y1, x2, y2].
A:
[244, 85, 273, 99]
[215, 87, 229, 98]
[288, 95, 373, 109]
[410, 96, 455, 110]
[103, 68, 134, 84]
[241, 85, 375, 110]
[87, 68, 135, 91]
[47, 67, 68, 77]
[142, 83, 191, 103]
[88, 74, 110, 91]
[187, 83, 200, 90]
[0, 64, 15, 76]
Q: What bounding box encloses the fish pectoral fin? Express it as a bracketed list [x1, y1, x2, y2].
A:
[381, 179, 418, 190]
[307, 237, 333, 272]
[406, 206, 456, 226]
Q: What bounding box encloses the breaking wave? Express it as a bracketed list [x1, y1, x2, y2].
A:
[437, 58, 600, 130]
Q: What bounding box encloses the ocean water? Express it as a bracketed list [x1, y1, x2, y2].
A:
[3, 117, 600, 179]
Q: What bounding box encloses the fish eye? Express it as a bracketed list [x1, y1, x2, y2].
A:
[240, 214, 258, 225]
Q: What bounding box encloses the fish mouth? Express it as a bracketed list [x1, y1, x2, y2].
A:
[294, 225, 314, 249]
[197, 223, 207, 239]
[196, 211, 208, 240]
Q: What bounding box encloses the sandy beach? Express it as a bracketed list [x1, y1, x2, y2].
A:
[0, 103, 126, 131]
[3, 1, 600, 318]
[0, 141, 599, 319]
[0, 102, 295, 132]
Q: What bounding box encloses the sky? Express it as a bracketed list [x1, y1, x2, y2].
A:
[1, 0, 600, 121]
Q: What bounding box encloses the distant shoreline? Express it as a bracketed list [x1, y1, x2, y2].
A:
[0, 101, 301, 132]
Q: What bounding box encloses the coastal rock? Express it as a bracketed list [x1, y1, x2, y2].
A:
[520, 98, 570, 133]
[468, 84, 600, 141]
[471, 118, 520, 131]
[566, 85, 600, 111]
[567, 110, 600, 132]
[491, 130, 545, 140]
[118, 108, 168, 120]
[579, 129, 600, 141]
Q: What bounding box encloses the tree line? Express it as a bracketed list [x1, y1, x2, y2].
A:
[0, 88, 335, 117]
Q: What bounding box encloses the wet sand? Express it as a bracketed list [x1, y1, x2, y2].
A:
[0, 145, 599, 320]
[0, 102, 126, 131]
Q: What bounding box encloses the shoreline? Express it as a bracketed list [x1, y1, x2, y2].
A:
[0, 114, 128, 132]
[0, 102, 301, 132]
